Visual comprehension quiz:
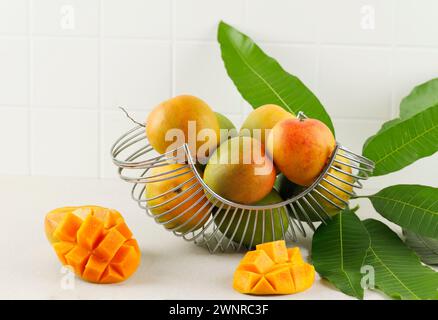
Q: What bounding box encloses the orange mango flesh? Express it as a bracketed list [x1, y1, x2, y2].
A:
[45, 206, 140, 284]
[233, 240, 315, 295]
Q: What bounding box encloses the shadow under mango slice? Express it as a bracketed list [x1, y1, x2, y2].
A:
[45, 206, 141, 284]
[233, 240, 315, 295]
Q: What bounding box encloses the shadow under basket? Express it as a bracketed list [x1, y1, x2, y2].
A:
[111, 121, 375, 254]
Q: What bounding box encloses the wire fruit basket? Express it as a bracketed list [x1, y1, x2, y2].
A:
[111, 112, 375, 253]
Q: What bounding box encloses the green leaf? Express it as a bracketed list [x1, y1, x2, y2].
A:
[217, 21, 334, 134]
[363, 219, 438, 300]
[366, 185, 438, 239]
[362, 104, 438, 176]
[400, 78, 438, 119]
[312, 210, 370, 299]
[404, 229, 438, 265]
[363, 78, 438, 150]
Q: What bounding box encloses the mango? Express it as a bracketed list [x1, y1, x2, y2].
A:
[233, 240, 315, 295]
[204, 136, 275, 204]
[215, 112, 237, 141]
[146, 95, 220, 163]
[240, 104, 295, 146]
[45, 206, 140, 284]
[267, 118, 335, 186]
[214, 190, 289, 247]
[146, 163, 211, 232]
[315, 154, 354, 215]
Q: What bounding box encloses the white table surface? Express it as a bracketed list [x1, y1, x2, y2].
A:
[0, 175, 392, 300]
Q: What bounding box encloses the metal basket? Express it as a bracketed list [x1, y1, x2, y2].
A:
[111, 112, 374, 253]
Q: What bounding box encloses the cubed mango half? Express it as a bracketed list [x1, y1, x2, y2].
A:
[45, 206, 141, 284]
[233, 240, 315, 295]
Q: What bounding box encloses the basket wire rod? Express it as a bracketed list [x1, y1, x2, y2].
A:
[181, 201, 219, 241]
[330, 166, 369, 180]
[295, 200, 317, 232]
[323, 172, 359, 188]
[311, 189, 345, 210]
[278, 207, 287, 243]
[247, 210, 259, 249]
[203, 203, 231, 244]
[141, 181, 199, 209]
[285, 212, 298, 242]
[270, 209, 276, 241]
[147, 184, 204, 220]
[213, 207, 240, 253]
[111, 125, 144, 156]
[333, 158, 374, 173]
[306, 193, 331, 222]
[261, 209, 266, 244]
[301, 195, 326, 224]
[138, 180, 197, 209]
[175, 198, 214, 236]
[115, 135, 147, 159]
[337, 156, 374, 173]
[132, 182, 147, 205]
[141, 164, 190, 181]
[338, 146, 375, 167]
[154, 192, 207, 230]
[236, 210, 253, 251]
[185, 200, 223, 242]
[288, 203, 307, 236]
[114, 143, 187, 168]
[209, 208, 239, 251]
[320, 177, 356, 197]
[124, 145, 155, 162]
[128, 167, 193, 184]
[224, 209, 246, 251]
[143, 176, 197, 202]
[315, 184, 350, 206]
[169, 194, 211, 234]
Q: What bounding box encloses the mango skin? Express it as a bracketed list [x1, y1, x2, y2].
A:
[203, 136, 276, 204]
[275, 156, 354, 222]
[214, 190, 289, 248]
[145, 163, 211, 233]
[45, 206, 140, 284]
[315, 154, 354, 215]
[146, 95, 220, 163]
[215, 112, 238, 143]
[240, 104, 295, 146]
[267, 118, 336, 186]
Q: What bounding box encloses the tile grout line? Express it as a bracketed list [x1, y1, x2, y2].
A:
[27, 0, 33, 176]
[98, 0, 103, 179]
[170, 0, 176, 97]
[314, 2, 321, 97]
[240, 0, 249, 122]
[389, 0, 397, 119]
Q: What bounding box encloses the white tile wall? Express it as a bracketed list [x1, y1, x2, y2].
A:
[31, 0, 100, 36]
[32, 38, 99, 108]
[0, 0, 437, 187]
[174, 42, 242, 115]
[0, 0, 28, 35]
[102, 39, 171, 109]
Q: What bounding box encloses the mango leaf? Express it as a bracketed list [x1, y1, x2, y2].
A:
[365, 185, 438, 239]
[312, 210, 370, 299]
[217, 21, 334, 134]
[362, 104, 438, 176]
[364, 219, 438, 300]
[401, 78, 438, 119]
[363, 78, 438, 153]
[404, 229, 438, 265]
